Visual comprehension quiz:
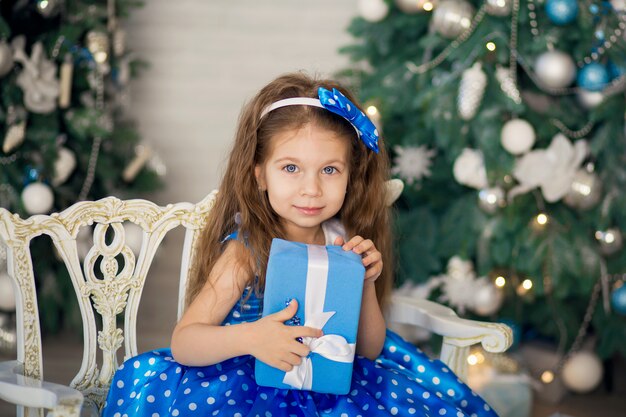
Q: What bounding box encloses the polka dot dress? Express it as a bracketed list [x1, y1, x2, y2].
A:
[103, 288, 498, 417]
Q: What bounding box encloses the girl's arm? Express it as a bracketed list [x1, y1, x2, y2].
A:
[171, 241, 321, 369]
[335, 236, 386, 360]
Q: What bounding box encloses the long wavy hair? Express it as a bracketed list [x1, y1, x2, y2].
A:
[185, 72, 393, 310]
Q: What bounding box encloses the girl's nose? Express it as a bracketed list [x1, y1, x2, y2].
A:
[300, 174, 322, 197]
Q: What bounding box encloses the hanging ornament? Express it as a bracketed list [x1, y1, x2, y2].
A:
[595, 228, 623, 256]
[431, 0, 475, 39]
[471, 278, 504, 316]
[561, 351, 603, 393]
[358, 0, 389, 22]
[384, 178, 404, 206]
[36, 0, 61, 18]
[21, 182, 54, 214]
[12, 37, 60, 114]
[58, 53, 74, 109]
[2, 106, 27, 153]
[611, 282, 626, 315]
[391, 145, 436, 185]
[534, 50, 577, 89]
[453, 148, 488, 189]
[52, 147, 77, 186]
[563, 167, 602, 210]
[577, 63, 609, 91]
[0, 40, 14, 77]
[122, 145, 152, 182]
[85, 30, 110, 66]
[478, 187, 506, 214]
[501, 118, 536, 155]
[611, 0, 626, 11]
[495, 65, 522, 104]
[485, 0, 512, 16]
[113, 28, 127, 57]
[545, 0, 578, 25]
[458, 62, 487, 120]
[396, 0, 437, 13]
[0, 271, 16, 311]
[577, 90, 605, 109]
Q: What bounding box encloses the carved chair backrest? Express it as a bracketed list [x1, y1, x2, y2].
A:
[0, 191, 217, 410]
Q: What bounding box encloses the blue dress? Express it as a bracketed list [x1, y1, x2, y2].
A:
[103, 221, 499, 417]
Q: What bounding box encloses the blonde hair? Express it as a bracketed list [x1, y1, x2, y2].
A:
[185, 72, 393, 309]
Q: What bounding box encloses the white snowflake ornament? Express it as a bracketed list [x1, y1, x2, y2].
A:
[391, 145, 435, 185]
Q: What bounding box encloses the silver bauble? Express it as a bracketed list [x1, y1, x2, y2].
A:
[485, 0, 512, 16]
[396, 0, 438, 13]
[458, 62, 487, 120]
[0, 41, 14, 77]
[478, 187, 506, 214]
[472, 283, 504, 316]
[577, 90, 605, 109]
[562, 351, 603, 394]
[534, 50, 577, 89]
[431, 0, 475, 39]
[595, 228, 623, 256]
[563, 169, 602, 210]
[358, 0, 390, 22]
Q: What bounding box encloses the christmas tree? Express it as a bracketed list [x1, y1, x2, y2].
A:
[343, 0, 626, 379]
[0, 0, 163, 335]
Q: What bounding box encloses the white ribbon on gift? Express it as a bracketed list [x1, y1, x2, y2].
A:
[282, 245, 356, 390]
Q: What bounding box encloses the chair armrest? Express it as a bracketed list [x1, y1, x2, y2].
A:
[389, 295, 513, 381]
[0, 360, 83, 416]
[389, 295, 513, 352]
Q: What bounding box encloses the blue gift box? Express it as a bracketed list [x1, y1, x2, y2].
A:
[254, 238, 365, 394]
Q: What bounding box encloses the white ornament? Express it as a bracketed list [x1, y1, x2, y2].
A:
[501, 119, 536, 155]
[2, 120, 26, 153]
[562, 351, 603, 393]
[595, 228, 623, 256]
[495, 65, 521, 104]
[510, 134, 589, 202]
[563, 168, 602, 210]
[485, 0, 512, 16]
[52, 147, 77, 186]
[395, 0, 436, 13]
[534, 50, 577, 89]
[453, 148, 488, 189]
[577, 90, 605, 109]
[0, 271, 16, 311]
[471, 278, 503, 315]
[392, 145, 436, 185]
[610, 0, 626, 11]
[384, 178, 405, 206]
[458, 62, 487, 120]
[478, 187, 506, 214]
[447, 256, 475, 280]
[21, 182, 54, 214]
[431, 0, 475, 39]
[439, 257, 481, 314]
[358, 0, 389, 22]
[12, 36, 60, 114]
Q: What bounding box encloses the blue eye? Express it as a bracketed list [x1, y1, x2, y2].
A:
[322, 166, 337, 175]
[283, 164, 298, 173]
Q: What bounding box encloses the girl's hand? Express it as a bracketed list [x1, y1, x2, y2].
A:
[334, 236, 383, 284]
[248, 299, 322, 372]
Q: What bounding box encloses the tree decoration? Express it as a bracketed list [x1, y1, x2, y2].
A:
[495, 65, 521, 104]
[478, 187, 506, 214]
[391, 145, 436, 185]
[611, 282, 626, 315]
[358, 0, 389, 22]
[21, 182, 54, 214]
[485, 0, 512, 16]
[52, 147, 77, 186]
[534, 49, 577, 89]
[2, 106, 27, 153]
[501, 118, 536, 155]
[431, 0, 475, 39]
[595, 228, 623, 256]
[561, 351, 603, 393]
[577, 62, 610, 91]
[545, 0, 579, 25]
[0, 40, 14, 77]
[396, 0, 435, 13]
[453, 148, 488, 189]
[510, 134, 588, 202]
[86, 30, 111, 66]
[458, 62, 487, 120]
[562, 167, 602, 210]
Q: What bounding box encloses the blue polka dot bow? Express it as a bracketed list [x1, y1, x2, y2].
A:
[318, 87, 380, 154]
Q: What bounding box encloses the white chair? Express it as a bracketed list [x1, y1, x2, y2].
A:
[0, 191, 512, 417]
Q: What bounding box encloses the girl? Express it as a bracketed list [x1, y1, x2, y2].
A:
[103, 73, 498, 417]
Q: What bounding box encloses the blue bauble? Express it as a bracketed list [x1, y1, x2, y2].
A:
[577, 63, 609, 91]
[611, 285, 626, 315]
[607, 61, 625, 80]
[545, 0, 579, 25]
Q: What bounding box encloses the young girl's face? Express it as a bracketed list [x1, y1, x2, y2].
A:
[255, 123, 350, 241]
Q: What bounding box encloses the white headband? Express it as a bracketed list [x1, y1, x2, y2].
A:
[259, 97, 324, 119]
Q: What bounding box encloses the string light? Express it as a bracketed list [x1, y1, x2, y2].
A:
[366, 105, 379, 117]
[495, 276, 506, 287]
[541, 370, 555, 384]
[536, 213, 548, 225]
[467, 354, 478, 365]
[522, 279, 533, 290]
[486, 42, 496, 51]
[423, 2, 434, 12]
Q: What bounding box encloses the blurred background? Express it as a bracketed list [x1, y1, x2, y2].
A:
[0, 1, 625, 416]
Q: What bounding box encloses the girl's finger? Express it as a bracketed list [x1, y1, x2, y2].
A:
[277, 361, 293, 372]
[362, 251, 382, 267]
[294, 326, 323, 338]
[285, 353, 303, 366]
[342, 235, 363, 251]
[334, 236, 344, 246]
[352, 239, 374, 255]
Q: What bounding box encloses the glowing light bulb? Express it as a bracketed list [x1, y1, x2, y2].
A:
[541, 370, 554, 384]
[467, 354, 478, 366]
[495, 276, 506, 287]
[423, 2, 434, 11]
[536, 213, 548, 225]
[522, 279, 533, 290]
[486, 42, 496, 51]
[366, 105, 379, 117]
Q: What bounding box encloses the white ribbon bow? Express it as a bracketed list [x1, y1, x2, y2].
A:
[282, 245, 356, 390]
